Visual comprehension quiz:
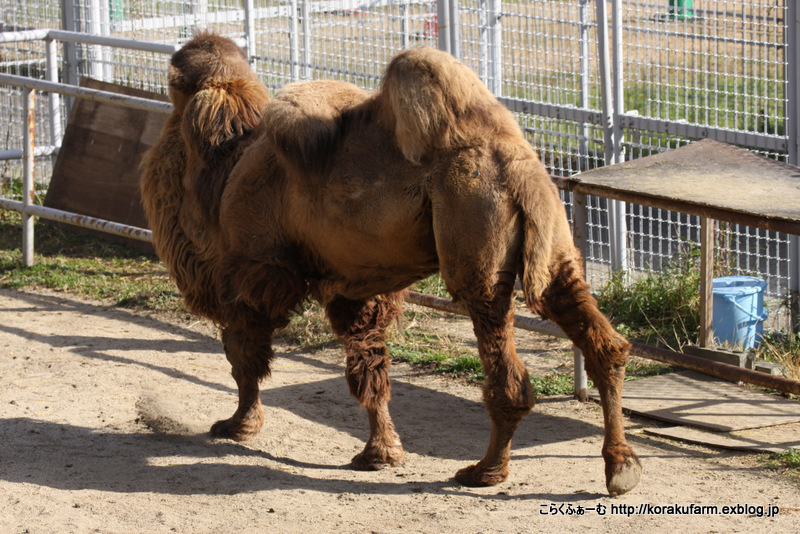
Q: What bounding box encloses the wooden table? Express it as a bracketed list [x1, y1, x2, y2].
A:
[556, 138, 800, 349]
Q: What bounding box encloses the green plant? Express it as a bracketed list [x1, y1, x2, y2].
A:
[625, 358, 676, 381]
[388, 325, 485, 381]
[772, 449, 800, 469]
[762, 448, 800, 482]
[530, 371, 575, 396]
[757, 331, 800, 383]
[411, 273, 449, 298]
[595, 247, 701, 351]
[279, 300, 337, 350]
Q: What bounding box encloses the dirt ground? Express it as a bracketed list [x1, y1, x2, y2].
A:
[1, 287, 799, 533]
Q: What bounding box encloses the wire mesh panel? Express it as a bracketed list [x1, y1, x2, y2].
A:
[0, 3, 63, 196]
[251, 1, 438, 91]
[621, 0, 786, 142]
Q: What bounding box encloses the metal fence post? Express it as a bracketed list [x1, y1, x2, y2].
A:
[488, 0, 502, 95]
[578, 0, 591, 169]
[572, 191, 590, 401]
[289, 0, 300, 81]
[449, 0, 461, 60]
[45, 36, 62, 165]
[86, 0, 106, 80]
[22, 88, 35, 267]
[608, 0, 628, 274]
[400, 0, 410, 50]
[788, 0, 800, 332]
[301, 0, 311, 80]
[61, 0, 79, 116]
[243, 0, 256, 65]
[437, 0, 451, 54]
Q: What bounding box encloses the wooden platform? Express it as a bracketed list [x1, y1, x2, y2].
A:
[591, 370, 800, 432]
[562, 139, 800, 235]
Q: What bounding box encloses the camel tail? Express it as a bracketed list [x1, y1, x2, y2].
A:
[506, 156, 570, 315]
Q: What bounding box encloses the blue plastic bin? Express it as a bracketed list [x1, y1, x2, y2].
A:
[711, 276, 767, 350]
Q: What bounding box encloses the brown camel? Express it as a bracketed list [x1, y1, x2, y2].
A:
[140, 32, 641, 496]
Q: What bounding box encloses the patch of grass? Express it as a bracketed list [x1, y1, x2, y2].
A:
[762, 449, 800, 482]
[388, 323, 485, 381]
[0, 209, 182, 312]
[279, 300, 337, 350]
[530, 371, 574, 396]
[595, 248, 701, 351]
[772, 449, 800, 469]
[411, 273, 449, 298]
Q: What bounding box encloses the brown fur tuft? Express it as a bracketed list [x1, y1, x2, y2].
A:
[376, 46, 501, 164]
[181, 79, 269, 156]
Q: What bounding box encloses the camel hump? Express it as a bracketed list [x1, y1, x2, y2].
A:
[264, 80, 371, 172]
[377, 46, 502, 164]
[168, 32, 270, 155]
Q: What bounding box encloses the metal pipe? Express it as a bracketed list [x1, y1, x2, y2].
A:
[290, 0, 300, 81]
[243, 0, 256, 65]
[699, 217, 714, 347]
[22, 88, 35, 267]
[404, 291, 800, 396]
[45, 36, 62, 165]
[788, 0, 800, 332]
[449, 0, 461, 60]
[0, 74, 172, 115]
[437, 0, 451, 54]
[0, 198, 153, 243]
[0, 146, 59, 161]
[45, 29, 180, 55]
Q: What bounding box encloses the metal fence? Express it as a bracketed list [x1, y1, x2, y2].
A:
[1, 0, 798, 331]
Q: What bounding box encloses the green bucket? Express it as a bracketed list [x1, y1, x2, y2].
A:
[669, 0, 694, 19]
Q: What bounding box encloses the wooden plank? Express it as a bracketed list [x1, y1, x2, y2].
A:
[591, 370, 800, 431]
[43, 78, 168, 252]
[645, 425, 800, 454]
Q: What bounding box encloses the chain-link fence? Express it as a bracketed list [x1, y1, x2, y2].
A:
[1, 0, 797, 330]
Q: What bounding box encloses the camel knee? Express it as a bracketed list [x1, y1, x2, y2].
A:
[222, 317, 277, 382]
[483, 362, 535, 420]
[346, 350, 392, 409]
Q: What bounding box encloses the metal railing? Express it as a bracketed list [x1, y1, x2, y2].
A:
[0, 29, 176, 264]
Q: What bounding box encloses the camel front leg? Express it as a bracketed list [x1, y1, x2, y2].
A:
[595, 363, 642, 496]
[210, 312, 276, 441]
[326, 294, 405, 470]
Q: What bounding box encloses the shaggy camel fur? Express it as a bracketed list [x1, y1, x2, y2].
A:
[141, 32, 642, 496]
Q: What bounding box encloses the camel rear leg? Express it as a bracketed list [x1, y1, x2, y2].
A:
[453, 276, 535, 486]
[326, 293, 405, 470]
[210, 311, 279, 441]
[541, 255, 642, 496]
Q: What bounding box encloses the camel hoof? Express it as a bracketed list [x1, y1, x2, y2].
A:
[350, 444, 406, 471]
[606, 454, 642, 496]
[210, 413, 263, 442]
[454, 462, 508, 487]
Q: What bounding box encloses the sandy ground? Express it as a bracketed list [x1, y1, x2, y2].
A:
[1, 287, 799, 533]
